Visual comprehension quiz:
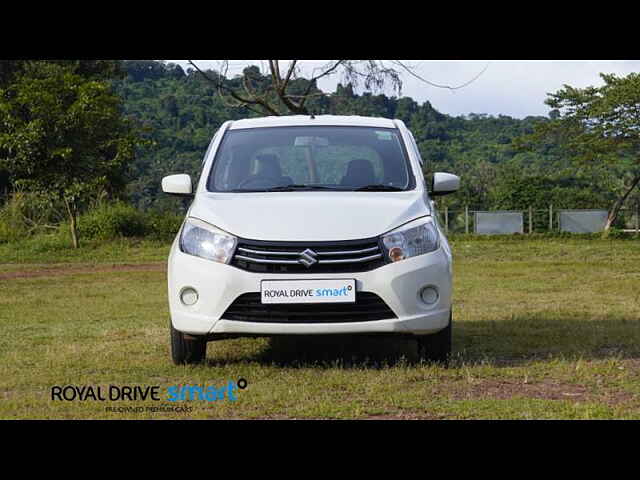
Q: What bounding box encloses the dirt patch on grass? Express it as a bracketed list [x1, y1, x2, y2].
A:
[0, 263, 165, 280]
[247, 412, 444, 420]
[623, 358, 640, 372]
[447, 379, 636, 406]
[362, 412, 444, 420]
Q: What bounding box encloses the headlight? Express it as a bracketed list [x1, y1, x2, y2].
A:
[381, 217, 439, 263]
[179, 217, 237, 264]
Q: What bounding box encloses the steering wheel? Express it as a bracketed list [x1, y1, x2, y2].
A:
[236, 175, 282, 190]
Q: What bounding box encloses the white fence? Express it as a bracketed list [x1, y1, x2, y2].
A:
[474, 211, 524, 235]
[437, 205, 639, 235]
[558, 210, 608, 233]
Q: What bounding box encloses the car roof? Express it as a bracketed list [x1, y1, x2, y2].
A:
[228, 115, 398, 130]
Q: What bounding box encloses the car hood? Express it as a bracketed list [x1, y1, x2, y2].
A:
[189, 191, 430, 241]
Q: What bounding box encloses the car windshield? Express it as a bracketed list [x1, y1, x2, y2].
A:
[207, 126, 414, 192]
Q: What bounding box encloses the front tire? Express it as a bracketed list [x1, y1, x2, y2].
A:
[417, 310, 452, 365]
[170, 319, 207, 365]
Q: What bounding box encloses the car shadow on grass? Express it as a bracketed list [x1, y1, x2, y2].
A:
[204, 313, 640, 369]
[453, 313, 640, 367]
[206, 334, 423, 369]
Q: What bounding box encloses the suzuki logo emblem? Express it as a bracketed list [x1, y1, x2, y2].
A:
[298, 248, 318, 268]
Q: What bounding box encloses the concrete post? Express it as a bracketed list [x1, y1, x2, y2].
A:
[529, 206, 533, 234]
[465, 205, 469, 234]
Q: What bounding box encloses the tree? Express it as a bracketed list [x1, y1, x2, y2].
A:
[516, 72, 640, 234]
[0, 59, 124, 87]
[186, 60, 488, 116]
[115, 60, 595, 213]
[0, 61, 141, 247]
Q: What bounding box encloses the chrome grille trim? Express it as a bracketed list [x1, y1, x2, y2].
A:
[237, 247, 299, 256]
[317, 253, 383, 264]
[235, 252, 382, 265]
[234, 255, 300, 265]
[236, 245, 380, 257]
[317, 247, 379, 256]
[231, 237, 385, 273]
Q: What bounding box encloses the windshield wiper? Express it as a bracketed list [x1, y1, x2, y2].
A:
[261, 184, 345, 192]
[229, 185, 343, 192]
[353, 184, 404, 191]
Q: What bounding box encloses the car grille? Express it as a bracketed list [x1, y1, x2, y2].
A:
[231, 237, 386, 274]
[221, 292, 397, 323]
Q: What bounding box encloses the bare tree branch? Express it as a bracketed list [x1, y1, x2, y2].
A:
[299, 60, 345, 109]
[240, 73, 280, 116]
[283, 92, 329, 99]
[391, 60, 490, 91]
[188, 59, 488, 117]
[188, 60, 270, 115]
[282, 60, 297, 92]
[268, 60, 280, 89]
[266, 60, 309, 114]
[272, 60, 281, 83]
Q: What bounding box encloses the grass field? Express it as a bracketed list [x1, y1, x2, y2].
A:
[1, 236, 639, 419]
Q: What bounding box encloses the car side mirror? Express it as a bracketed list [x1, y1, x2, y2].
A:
[162, 174, 193, 197]
[431, 172, 460, 196]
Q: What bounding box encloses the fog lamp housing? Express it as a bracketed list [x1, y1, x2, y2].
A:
[180, 287, 199, 306]
[419, 286, 439, 305]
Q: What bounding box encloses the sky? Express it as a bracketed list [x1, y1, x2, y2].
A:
[169, 60, 640, 119]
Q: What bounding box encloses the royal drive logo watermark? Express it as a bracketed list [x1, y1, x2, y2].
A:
[50, 378, 248, 414]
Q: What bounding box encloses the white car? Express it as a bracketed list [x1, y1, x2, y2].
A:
[162, 115, 460, 364]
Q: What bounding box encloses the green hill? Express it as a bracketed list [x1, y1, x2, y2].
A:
[112, 60, 625, 214]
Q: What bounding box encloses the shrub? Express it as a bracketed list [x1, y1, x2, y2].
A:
[0, 192, 62, 243]
[0, 220, 18, 243]
[2, 196, 185, 244]
[145, 211, 183, 240]
[77, 202, 148, 240]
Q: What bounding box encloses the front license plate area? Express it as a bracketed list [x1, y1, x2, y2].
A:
[261, 279, 356, 304]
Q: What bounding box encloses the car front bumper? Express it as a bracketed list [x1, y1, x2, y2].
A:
[168, 238, 452, 337]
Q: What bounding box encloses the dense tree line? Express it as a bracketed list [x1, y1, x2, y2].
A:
[2, 59, 636, 237]
[113, 60, 633, 221]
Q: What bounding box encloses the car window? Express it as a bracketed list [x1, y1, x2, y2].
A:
[249, 146, 310, 184]
[207, 126, 413, 192]
[313, 146, 384, 185]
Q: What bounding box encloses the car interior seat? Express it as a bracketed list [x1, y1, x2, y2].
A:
[340, 158, 376, 187]
[255, 154, 294, 185]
